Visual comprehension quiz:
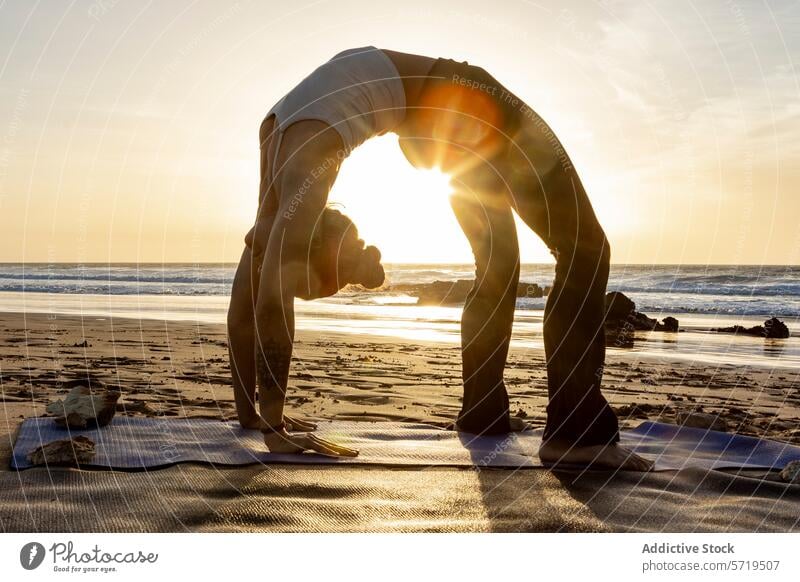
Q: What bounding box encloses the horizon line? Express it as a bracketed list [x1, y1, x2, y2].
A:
[1, 262, 798, 268]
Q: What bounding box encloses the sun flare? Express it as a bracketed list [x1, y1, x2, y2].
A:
[327, 134, 556, 264]
[327, 135, 463, 264]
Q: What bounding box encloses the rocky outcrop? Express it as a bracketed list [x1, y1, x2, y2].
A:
[712, 317, 790, 339]
[603, 292, 680, 346]
[765, 317, 791, 338]
[27, 435, 96, 466]
[394, 280, 547, 306]
[46, 379, 120, 429]
[605, 291, 636, 321]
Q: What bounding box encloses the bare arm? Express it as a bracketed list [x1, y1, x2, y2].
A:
[230, 123, 320, 432]
[253, 272, 293, 429]
[228, 113, 280, 430]
[253, 162, 318, 426]
[253, 123, 357, 456]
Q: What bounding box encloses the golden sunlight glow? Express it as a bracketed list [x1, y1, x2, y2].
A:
[580, 170, 643, 238]
[2, 4, 796, 265]
[327, 134, 554, 264]
[328, 135, 462, 263]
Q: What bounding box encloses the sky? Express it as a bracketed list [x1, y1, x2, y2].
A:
[0, 0, 798, 264]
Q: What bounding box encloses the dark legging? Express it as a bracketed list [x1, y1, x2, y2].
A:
[451, 112, 620, 448]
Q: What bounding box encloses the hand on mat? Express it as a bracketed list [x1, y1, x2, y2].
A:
[264, 427, 359, 457]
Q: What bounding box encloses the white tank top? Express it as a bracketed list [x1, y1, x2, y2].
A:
[266, 46, 406, 154]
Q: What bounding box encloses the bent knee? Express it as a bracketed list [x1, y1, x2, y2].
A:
[560, 220, 609, 262]
[555, 235, 610, 285]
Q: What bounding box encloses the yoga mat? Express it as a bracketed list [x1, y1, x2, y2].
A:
[4, 464, 800, 532]
[11, 416, 800, 471]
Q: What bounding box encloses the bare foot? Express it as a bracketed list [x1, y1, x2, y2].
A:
[538, 440, 653, 471]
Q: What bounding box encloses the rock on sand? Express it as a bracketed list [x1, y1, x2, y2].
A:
[46, 379, 120, 429]
[780, 460, 800, 484]
[27, 435, 96, 466]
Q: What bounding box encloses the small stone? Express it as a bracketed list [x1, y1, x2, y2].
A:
[677, 412, 728, 432]
[46, 379, 120, 429]
[27, 436, 96, 466]
[780, 460, 800, 484]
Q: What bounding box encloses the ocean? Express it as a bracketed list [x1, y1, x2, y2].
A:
[1, 263, 798, 316]
[0, 263, 797, 369]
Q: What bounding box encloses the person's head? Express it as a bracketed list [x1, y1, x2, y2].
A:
[397, 74, 507, 174]
[296, 207, 385, 300]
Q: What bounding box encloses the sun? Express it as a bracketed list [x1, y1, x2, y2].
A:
[327, 134, 554, 265]
[327, 135, 466, 264]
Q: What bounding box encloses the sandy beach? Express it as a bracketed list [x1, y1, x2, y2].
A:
[2, 311, 799, 456]
[1, 310, 799, 532]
